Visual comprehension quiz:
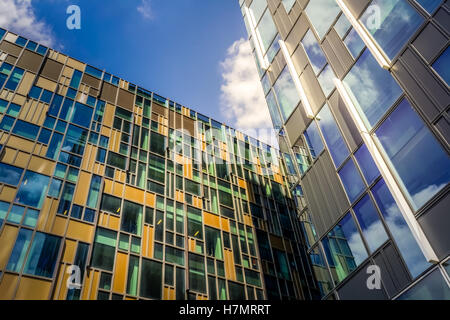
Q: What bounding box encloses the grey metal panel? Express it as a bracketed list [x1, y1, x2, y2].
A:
[285, 106, 307, 147]
[322, 37, 345, 78]
[273, 4, 291, 39]
[342, 0, 370, 18]
[302, 167, 327, 235]
[373, 243, 411, 298]
[435, 116, 450, 146]
[300, 65, 325, 114]
[328, 90, 362, 153]
[291, 42, 309, 76]
[286, 13, 309, 54]
[418, 190, 450, 259]
[337, 261, 388, 300]
[412, 23, 448, 64]
[434, 7, 450, 34]
[327, 28, 354, 74]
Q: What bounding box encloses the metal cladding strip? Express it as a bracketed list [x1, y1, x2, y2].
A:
[334, 77, 439, 263]
[278, 39, 315, 119]
[335, 0, 391, 70]
[244, 6, 269, 70]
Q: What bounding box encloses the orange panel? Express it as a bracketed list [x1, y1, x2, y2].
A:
[112, 252, 128, 294]
[103, 179, 114, 195]
[220, 217, 230, 233]
[0, 225, 19, 270]
[0, 273, 18, 300]
[89, 270, 100, 300]
[108, 215, 120, 231]
[0, 185, 16, 202]
[66, 220, 94, 242]
[112, 180, 125, 197]
[224, 250, 236, 281]
[73, 171, 91, 206]
[243, 215, 254, 227]
[146, 192, 156, 208]
[238, 178, 247, 189]
[188, 239, 196, 252]
[124, 185, 145, 204]
[203, 212, 221, 229]
[27, 156, 55, 176]
[62, 239, 77, 263]
[142, 225, 154, 258]
[15, 276, 51, 300]
[7, 136, 34, 153]
[103, 104, 115, 128]
[52, 216, 68, 237]
[54, 263, 70, 300]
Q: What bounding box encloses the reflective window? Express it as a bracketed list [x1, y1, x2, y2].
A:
[354, 144, 380, 185]
[15, 171, 50, 209]
[334, 14, 351, 39]
[360, 0, 424, 60]
[316, 104, 349, 168]
[121, 201, 143, 236]
[339, 159, 365, 203]
[189, 253, 206, 293]
[322, 213, 368, 283]
[273, 67, 300, 122]
[432, 46, 449, 86]
[302, 29, 327, 75]
[304, 121, 324, 159]
[256, 9, 277, 52]
[62, 125, 88, 155]
[266, 91, 283, 130]
[23, 232, 61, 278]
[397, 268, 450, 300]
[372, 179, 429, 277]
[249, 0, 267, 24]
[344, 28, 366, 59]
[4, 67, 24, 91]
[343, 49, 402, 128]
[282, 0, 296, 12]
[317, 64, 335, 97]
[205, 226, 223, 259]
[416, 0, 442, 14]
[375, 99, 450, 210]
[92, 228, 117, 271]
[140, 258, 162, 299]
[12, 120, 39, 140]
[309, 245, 333, 296]
[305, 0, 341, 39]
[71, 103, 93, 129]
[0, 163, 23, 186]
[353, 194, 389, 252]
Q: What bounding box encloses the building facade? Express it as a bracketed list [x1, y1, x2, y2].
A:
[0, 28, 320, 300]
[239, 0, 450, 299]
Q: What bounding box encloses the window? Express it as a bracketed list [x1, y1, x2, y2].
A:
[148, 154, 165, 183]
[360, 0, 423, 60]
[256, 9, 277, 53]
[302, 29, 327, 75]
[0, 163, 23, 186]
[228, 281, 246, 300]
[281, 0, 296, 13]
[265, 91, 283, 130]
[4, 67, 24, 91]
[375, 99, 450, 210]
[343, 49, 402, 128]
[344, 28, 365, 59]
[304, 121, 324, 159]
[166, 246, 185, 266]
[121, 200, 143, 236]
[7, 229, 61, 278]
[0, 201, 8, 226]
[205, 227, 223, 259]
[273, 249, 290, 280]
[317, 64, 335, 97]
[354, 144, 380, 185]
[397, 268, 450, 300]
[273, 67, 300, 122]
[92, 228, 117, 271]
[305, 0, 341, 39]
[15, 171, 50, 209]
[189, 253, 206, 294]
[57, 182, 75, 215]
[334, 14, 352, 39]
[339, 159, 365, 203]
[100, 194, 121, 214]
[432, 46, 449, 86]
[86, 175, 101, 208]
[140, 259, 162, 299]
[249, 0, 267, 24]
[353, 194, 389, 252]
[185, 179, 201, 196]
[371, 179, 429, 277]
[322, 213, 368, 283]
[316, 104, 349, 168]
[12, 120, 39, 141]
[71, 103, 93, 128]
[150, 132, 166, 156]
[62, 125, 88, 155]
[187, 206, 203, 239]
[107, 152, 127, 170]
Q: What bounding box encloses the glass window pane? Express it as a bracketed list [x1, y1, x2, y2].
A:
[304, 121, 324, 159]
[343, 49, 402, 128]
[339, 159, 365, 203]
[322, 213, 368, 283]
[305, 0, 341, 39]
[316, 104, 349, 168]
[273, 67, 300, 122]
[0, 163, 23, 186]
[23, 232, 61, 278]
[372, 179, 430, 277]
[354, 144, 380, 185]
[189, 253, 206, 294]
[432, 46, 449, 86]
[334, 14, 352, 39]
[302, 29, 327, 75]
[140, 259, 162, 299]
[249, 0, 267, 24]
[266, 91, 283, 130]
[205, 226, 223, 259]
[6, 228, 33, 273]
[15, 171, 50, 209]
[360, 0, 424, 60]
[375, 99, 450, 210]
[92, 228, 117, 271]
[282, 0, 296, 13]
[415, 0, 442, 14]
[256, 9, 277, 53]
[121, 200, 143, 236]
[317, 64, 336, 97]
[397, 268, 450, 300]
[353, 194, 389, 252]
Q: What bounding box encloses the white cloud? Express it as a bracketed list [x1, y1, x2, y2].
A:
[0, 0, 56, 47]
[220, 38, 278, 147]
[137, 0, 154, 20]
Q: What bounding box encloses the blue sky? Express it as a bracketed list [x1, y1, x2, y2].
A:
[0, 0, 276, 145]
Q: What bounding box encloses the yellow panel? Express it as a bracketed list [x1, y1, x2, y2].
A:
[142, 225, 154, 258]
[146, 192, 156, 208]
[0, 273, 18, 300]
[98, 212, 107, 228]
[13, 151, 30, 168]
[124, 185, 145, 204]
[0, 185, 16, 202]
[238, 178, 247, 189]
[66, 58, 85, 71]
[176, 191, 184, 202]
[224, 250, 236, 281]
[108, 215, 120, 231]
[163, 287, 169, 300]
[37, 197, 58, 233]
[12, 94, 26, 106]
[74, 172, 91, 206]
[28, 156, 55, 176]
[67, 220, 94, 242]
[81, 268, 93, 300]
[112, 181, 124, 197]
[126, 297, 137, 300]
[188, 239, 196, 252]
[1, 147, 16, 164]
[52, 216, 68, 236]
[89, 271, 100, 300]
[203, 212, 221, 229]
[103, 179, 114, 195]
[52, 263, 68, 300]
[63, 66, 73, 78]
[15, 276, 51, 300]
[62, 239, 77, 263]
[243, 215, 253, 227]
[103, 104, 115, 128]
[16, 72, 35, 96]
[101, 126, 111, 137]
[36, 77, 57, 92]
[220, 217, 230, 233]
[112, 252, 128, 294]
[0, 225, 19, 270]
[7, 136, 34, 153]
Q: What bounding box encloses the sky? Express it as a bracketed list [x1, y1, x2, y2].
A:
[0, 0, 277, 146]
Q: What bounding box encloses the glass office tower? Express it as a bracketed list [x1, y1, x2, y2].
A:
[239, 0, 450, 299]
[0, 28, 319, 300]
